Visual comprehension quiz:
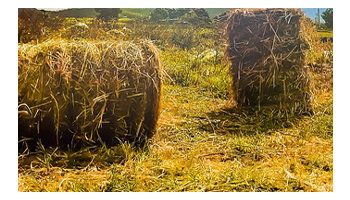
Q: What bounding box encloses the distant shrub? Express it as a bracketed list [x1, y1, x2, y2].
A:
[321, 8, 333, 29]
[95, 8, 122, 21]
[150, 8, 210, 25]
[18, 8, 61, 43]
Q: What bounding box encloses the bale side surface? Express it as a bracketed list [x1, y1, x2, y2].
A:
[224, 8, 314, 114]
[18, 39, 162, 149]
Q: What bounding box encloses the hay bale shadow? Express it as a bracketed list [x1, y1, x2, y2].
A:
[197, 106, 310, 137]
[18, 139, 151, 170]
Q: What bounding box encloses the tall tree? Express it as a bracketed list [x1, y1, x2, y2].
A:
[150, 8, 210, 24]
[179, 9, 210, 25]
[150, 8, 169, 22]
[95, 8, 122, 21]
[321, 8, 333, 29]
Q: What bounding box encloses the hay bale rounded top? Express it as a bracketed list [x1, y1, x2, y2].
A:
[225, 8, 314, 113]
[18, 39, 162, 149]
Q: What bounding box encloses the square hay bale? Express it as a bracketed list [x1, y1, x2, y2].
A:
[225, 8, 314, 114]
[18, 39, 162, 149]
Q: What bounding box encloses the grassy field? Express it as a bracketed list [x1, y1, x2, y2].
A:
[18, 74, 333, 192]
[18, 10, 333, 192]
[318, 30, 333, 38]
[120, 8, 230, 19]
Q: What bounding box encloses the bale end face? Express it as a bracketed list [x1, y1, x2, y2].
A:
[224, 8, 314, 114]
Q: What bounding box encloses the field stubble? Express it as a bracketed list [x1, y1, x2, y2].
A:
[19, 79, 333, 191]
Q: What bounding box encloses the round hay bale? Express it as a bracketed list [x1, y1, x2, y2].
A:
[18, 39, 162, 149]
[224, 8, 314, 114]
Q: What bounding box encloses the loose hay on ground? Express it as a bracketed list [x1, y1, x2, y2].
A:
[18, 39, 162, 150]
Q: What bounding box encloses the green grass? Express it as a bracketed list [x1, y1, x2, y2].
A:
[161, 47, 230, 98]
[120, 8, 154, 18]
[318, 30, 333, 38]
[119, 8, 230, 19]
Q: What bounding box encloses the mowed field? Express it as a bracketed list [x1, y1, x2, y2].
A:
[18, 9, 333, 192]
[18, 75, 333, 192]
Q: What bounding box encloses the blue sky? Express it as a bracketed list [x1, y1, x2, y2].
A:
[301, 8, 330, 22]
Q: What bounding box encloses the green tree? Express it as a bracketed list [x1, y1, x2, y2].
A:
[179, 9, 210, 25]
[168, 8, 191, 19]
[321, 8, 333, 29]
[150, 8, 169, 22]
[95, 8, 122, 21]
[150, 8, 210, 25]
